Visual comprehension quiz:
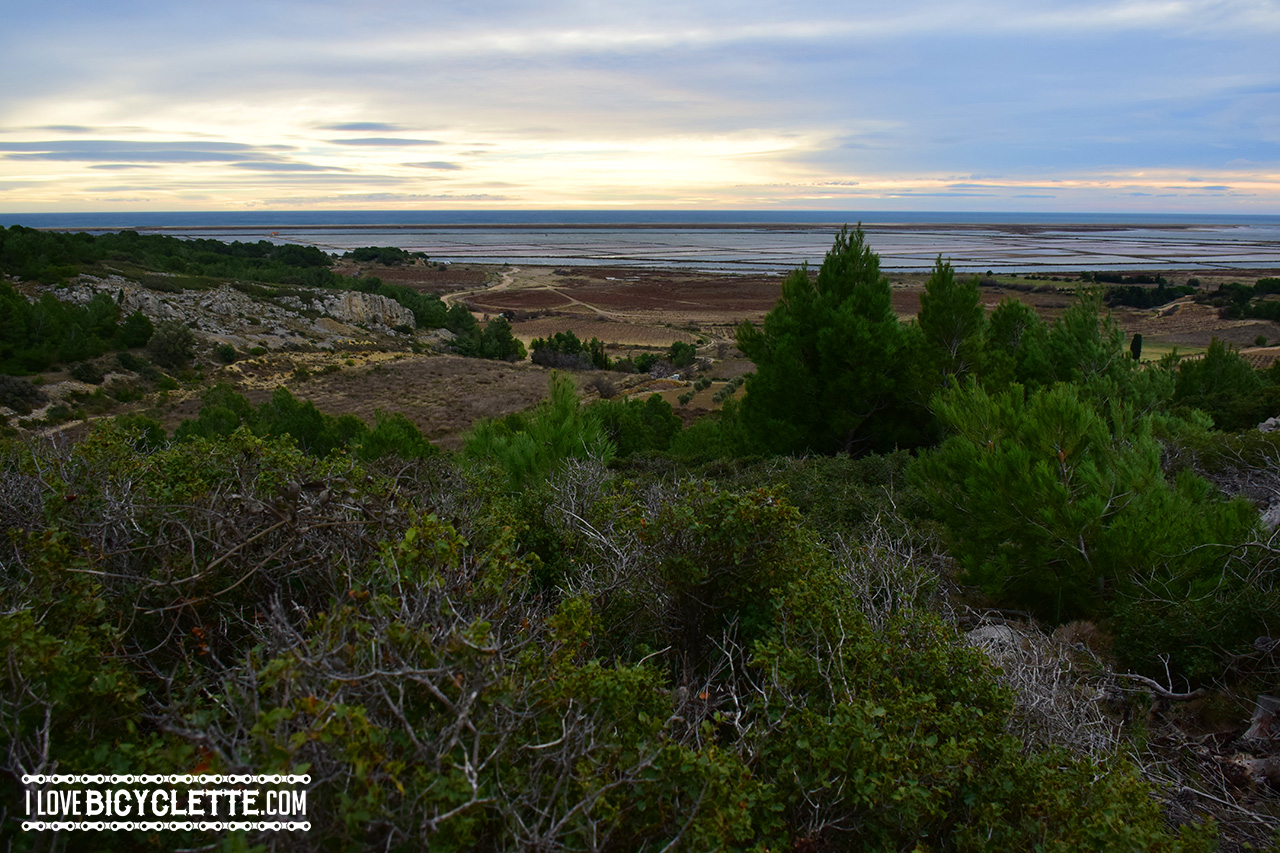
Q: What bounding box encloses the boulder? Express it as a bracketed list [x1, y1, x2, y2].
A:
[966, 624, 1020, 663]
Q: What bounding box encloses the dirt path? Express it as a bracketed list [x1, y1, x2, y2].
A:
[442, 266, 638, 323]
[441, 265, 521, 308]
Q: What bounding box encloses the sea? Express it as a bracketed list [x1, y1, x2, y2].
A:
[5, 210, 1280, 274]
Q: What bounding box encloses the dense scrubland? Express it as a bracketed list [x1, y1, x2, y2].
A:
[1, 224, 1278, 850]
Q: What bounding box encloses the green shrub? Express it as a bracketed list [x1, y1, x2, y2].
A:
[112, 412, 167, 450]
[104, 379, 144, 403]
[356, 410, 437, 461]
[592, 393, 682, 456]
[0, 374, 47, 415]
[114, 310, 154, 348]
[464, 373, 613, 490]
[668, 340, 697, 368]
[145, 319, 196, 368]
[115, 351, 148, 372]
[915, 381, 1256, 622]
[69, 361, 105, 384]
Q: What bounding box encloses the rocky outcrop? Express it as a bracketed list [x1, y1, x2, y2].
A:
[37, 276, 423, 352]
[322, 292, 415, 328]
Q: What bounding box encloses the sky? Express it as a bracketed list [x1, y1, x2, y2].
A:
[0, 0, 1277, 213]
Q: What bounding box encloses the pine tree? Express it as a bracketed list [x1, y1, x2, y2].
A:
[918, 257, 984, 378]
[736, 225, 924, 455]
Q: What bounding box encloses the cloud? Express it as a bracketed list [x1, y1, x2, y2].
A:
[326, 137, 443, 147]
[229, 161, 349, 172]
[248, 191, 511, 206]
[0, 140, 294, 163]
[319, 122, 408, 132]
[404, 161, 463, 170]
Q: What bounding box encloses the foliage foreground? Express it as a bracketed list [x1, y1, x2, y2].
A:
[0, 427, 1217, 852]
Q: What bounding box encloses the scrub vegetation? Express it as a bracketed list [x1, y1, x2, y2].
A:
[1, 226, 1278, 850]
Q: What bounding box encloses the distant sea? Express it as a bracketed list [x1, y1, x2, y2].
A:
[5, 210, 1280, 274]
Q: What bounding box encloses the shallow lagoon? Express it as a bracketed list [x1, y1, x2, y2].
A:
[206, 223, 1280, 273]
[12, 211, 1280, 273]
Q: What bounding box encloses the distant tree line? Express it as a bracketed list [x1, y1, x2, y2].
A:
[1197, 276, 1280, 321]
[0, 225, 335, 286]
[343, 246, 428, 265]
[1103, 281, 1196, 308]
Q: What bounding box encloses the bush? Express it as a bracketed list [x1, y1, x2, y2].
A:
[593, 394, 682, 456]
[69, 361, 105, 385]
[530, 330, 607, 370]
[913, 380, 1259, 675]
[356, 410, 437, 461]
[584, 375, 617, 399]
[116, 351, 148, 372]
[105, 379, 144, 403]
[455, 315, 527, 362]
[112, 412, 167, 450]
[630, 352, 661, 374]
[668, 340, 697, 368]
[215, 343, 238, 364]
[464, 373, 613, 490]
[146, 319, 196, 368]
[114, 310, 154, 348]
[0, 374, 47, 415]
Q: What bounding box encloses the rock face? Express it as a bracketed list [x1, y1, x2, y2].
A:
[323, 292, 415, 328]
[37, 275, 424, 352]
[121, 288, 182, 320]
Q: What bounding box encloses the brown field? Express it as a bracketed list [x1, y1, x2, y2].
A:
[160, 350, 554, 449]
[332, 259, 490, 294]
[508, 317, 698, 349]
[450, 264, 782, 349]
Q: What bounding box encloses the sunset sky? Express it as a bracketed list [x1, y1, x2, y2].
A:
[1, 0, 1277, 213]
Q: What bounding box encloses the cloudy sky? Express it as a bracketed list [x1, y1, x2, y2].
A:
[1, 0, 1277, 213]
